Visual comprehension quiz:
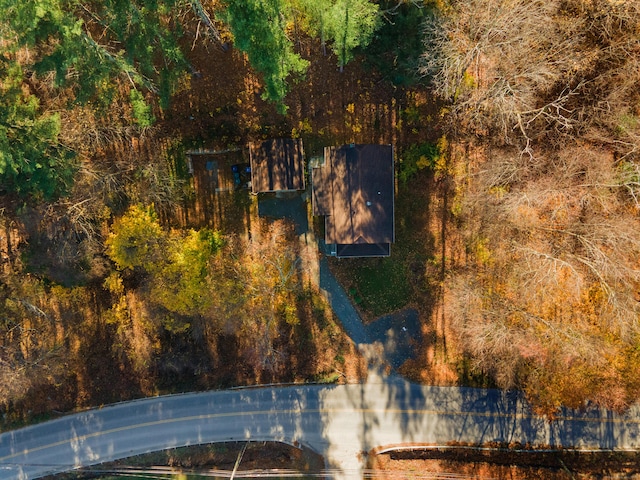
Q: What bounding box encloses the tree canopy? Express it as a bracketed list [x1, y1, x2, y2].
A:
[106, 204, 166, 271]
[295, 0, 380, 70]
[0, 61, 76, 200]
[223, 0, 309, 108]
[0, 0, 189, 200]
[0, 0, 187, 106]
[325, 0, 379, 71]
[223, 0, 381, 106]
[427, 0, 640, 412]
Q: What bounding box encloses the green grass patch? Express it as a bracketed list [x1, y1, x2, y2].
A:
[348, 257, 411, 317]
[313, 371, 342, 384]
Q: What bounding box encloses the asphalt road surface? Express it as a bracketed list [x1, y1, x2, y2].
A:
[2, 376, 640, 479]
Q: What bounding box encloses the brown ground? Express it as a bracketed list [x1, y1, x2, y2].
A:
[44, 442, 640, 479]
[162, 33, 442, 152]
[44, 441, 325, 479]
[370, 446, 640, 479]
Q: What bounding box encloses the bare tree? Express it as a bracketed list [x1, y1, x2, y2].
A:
[448, 140, 640, 411]
[421, 0, 640, 157]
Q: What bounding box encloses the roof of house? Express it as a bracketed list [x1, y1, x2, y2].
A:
[249, 138, 305, 193]
[335, 242, 391, 257]
[186, 150, 245, 227]
[312, 144, 394, 256]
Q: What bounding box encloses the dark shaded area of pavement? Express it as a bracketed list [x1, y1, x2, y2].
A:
[257, 192, 309, 235]
[318, 257, 371, 346]
[366, 308, 421, 369]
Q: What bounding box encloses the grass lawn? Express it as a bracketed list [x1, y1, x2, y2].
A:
[346, 257, 411, 317]
[329, 168, 438, 321]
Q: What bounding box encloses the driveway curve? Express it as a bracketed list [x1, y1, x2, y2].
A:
[2, 380, 640, 480]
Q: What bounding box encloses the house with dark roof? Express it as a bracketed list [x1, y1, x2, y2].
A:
[312, 144, 395, 258]
[249, 138, 305, 194]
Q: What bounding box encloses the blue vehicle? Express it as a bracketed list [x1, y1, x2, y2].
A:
[231, 163, 251, 189]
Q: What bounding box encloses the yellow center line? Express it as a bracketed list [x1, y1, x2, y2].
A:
[1, 407, 638, 463]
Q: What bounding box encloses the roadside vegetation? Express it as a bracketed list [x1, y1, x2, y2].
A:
[48, 441, 640, 479]
[0, 0, 639, 431]
[423, 0, 640, 413]
[371, 445, 640, 479]
[44, 441, 325, 480]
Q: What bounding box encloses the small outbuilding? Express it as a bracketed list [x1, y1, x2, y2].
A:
[312, 144, 395, 258]
[249, 138, 305, 194]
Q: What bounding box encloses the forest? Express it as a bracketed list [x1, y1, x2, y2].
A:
[0, 0, 639, 427]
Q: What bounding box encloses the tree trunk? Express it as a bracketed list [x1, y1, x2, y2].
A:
[191, 0, 227, 50]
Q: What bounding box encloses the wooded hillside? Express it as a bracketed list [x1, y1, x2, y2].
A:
[0, 0, 400, 425]
[423, 0, 640, 412]
[1, 0, 639, 425]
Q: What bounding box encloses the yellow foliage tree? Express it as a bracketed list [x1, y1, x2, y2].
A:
[106, 205, 166, 272]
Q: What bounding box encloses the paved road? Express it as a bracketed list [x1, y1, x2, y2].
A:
[2, 379, 640, 479]
[5, 196, 635, 478]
